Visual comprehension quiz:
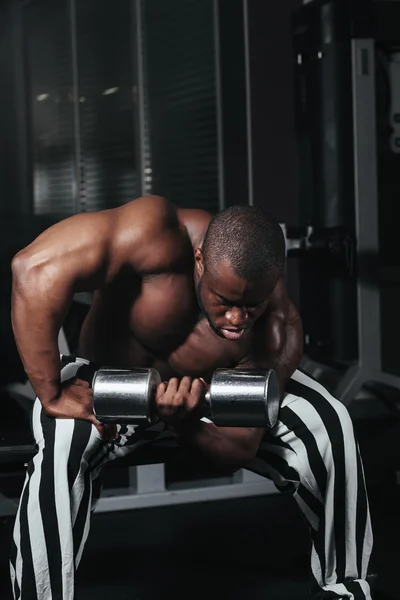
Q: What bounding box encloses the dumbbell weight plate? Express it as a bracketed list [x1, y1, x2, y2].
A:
[206, 369, 280, 428]
[93, 367, 161, 424]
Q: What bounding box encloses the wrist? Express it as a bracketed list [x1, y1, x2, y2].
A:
[28, 376, 61, 405]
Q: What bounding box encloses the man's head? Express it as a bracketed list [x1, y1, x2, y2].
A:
[195, 205, 286, 340]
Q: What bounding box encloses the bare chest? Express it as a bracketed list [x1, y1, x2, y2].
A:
[130, 278, 248, 380]
[83, 273, 250, 380]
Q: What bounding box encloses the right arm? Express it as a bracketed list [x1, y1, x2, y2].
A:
[11, 211, 116, 409]
[11, 195, 175, 419]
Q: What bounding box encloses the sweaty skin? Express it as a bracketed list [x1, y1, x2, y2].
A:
[11, 196, 303, 471]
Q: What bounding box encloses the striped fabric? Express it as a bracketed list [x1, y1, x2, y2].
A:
[10, 357, 372, 599]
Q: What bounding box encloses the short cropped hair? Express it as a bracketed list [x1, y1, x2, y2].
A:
[202, 205, 285, 280]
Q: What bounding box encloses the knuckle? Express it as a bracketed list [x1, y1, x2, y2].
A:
[161, 406, 174, 418]
[156, 394, 168, 406]
[172, 392, 183, 404]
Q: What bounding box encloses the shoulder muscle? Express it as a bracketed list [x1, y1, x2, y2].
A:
[112, 195, 190, 273]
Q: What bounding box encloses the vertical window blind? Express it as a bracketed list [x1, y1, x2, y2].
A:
[23, 0, 219, 215]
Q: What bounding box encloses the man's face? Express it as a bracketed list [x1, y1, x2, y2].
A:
[195, 252, 277, 340]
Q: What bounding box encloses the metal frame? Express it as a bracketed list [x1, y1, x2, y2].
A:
[69, 0, 82, 214]
[20, 0, 39, 214]
[214, 0, 250, 209]
[243, 0, 254, 207]
[96, 467, 277, 513]
[12, 0, 32, 215]
[0, 466, 277, 517]
[351, 39, 381, 371]
[213, 0, 225, 211]
[133, 0, 149, 197]
[335, 39, 400, 404]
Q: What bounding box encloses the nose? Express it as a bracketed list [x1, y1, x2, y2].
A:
[225, 306, 248, 328]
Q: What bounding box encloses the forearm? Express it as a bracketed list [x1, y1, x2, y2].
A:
[11, 271, 70, 404]
[271, 332, 302, 396]
[258, 279, 304, 396]
[172, 420, 259, 473]
[265, 305, 303, 397]
[273, 315, 303, 395]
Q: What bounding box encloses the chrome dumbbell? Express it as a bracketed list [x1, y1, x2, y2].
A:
[93, 367, 280, 428]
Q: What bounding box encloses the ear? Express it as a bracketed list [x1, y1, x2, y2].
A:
[194, 248, 205, 278]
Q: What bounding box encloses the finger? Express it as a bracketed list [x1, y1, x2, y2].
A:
[171, 391, 185, 411]
[191, 378, 206, 399]
[93, 422, 114, 444]
[178, 376, 192, 394]
[87, 413, 103, 431]
[156, 382, 168, 401]
[157, 402, 179, 420]
[156, 382, 176, 420]
[158, 389, 183, 419]
[199, 377, 210, 392]
[166, 378, 179, 395]
[185, 379, 206, 411]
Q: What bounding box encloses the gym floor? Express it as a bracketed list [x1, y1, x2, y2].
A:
[0, 415, 399, 600]
[0, 484, 398, 599]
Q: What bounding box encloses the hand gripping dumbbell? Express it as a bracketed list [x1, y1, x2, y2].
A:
[92, 367, 280, 428]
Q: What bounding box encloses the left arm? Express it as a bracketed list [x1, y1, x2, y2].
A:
[253, 277, 303, 397]
[165, 279, 303, 472]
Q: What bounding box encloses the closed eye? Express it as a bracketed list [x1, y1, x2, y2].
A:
[215, 295, 232, 306]
[215, 295, 265, 310]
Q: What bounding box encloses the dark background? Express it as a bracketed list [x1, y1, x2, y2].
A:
[0, 0, 301, 221]
[1, 2, 400, 599]
[0, 0, 304, 381]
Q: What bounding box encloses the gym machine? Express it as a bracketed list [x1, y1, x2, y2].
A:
[288, 0, 400, 406]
